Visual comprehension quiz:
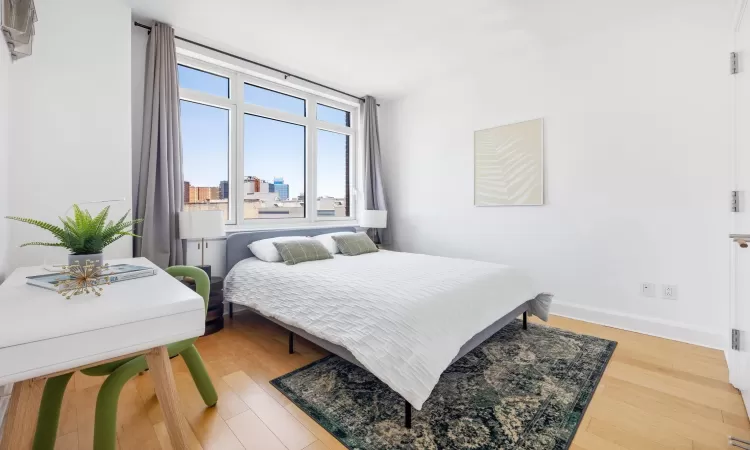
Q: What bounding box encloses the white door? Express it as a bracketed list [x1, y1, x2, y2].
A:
[730, 0, 750, 418]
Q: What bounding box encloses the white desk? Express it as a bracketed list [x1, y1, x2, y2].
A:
[0, 258, 205, 450]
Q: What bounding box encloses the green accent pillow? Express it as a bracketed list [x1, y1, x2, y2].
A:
[331, 232, 379, 256]
[273, 239, 333, 265]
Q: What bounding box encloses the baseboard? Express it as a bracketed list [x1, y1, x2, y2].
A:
[551, 301, 726, 350]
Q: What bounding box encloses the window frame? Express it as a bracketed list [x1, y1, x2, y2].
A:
[177, 54, 360, 228]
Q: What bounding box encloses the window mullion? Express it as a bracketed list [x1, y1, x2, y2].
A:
[234, 75, 244, 225]
[241, 103, 308, 128]
[306, 99, 316, 222]
[350, 108, 359, 220]
[314, 121, 353, 136]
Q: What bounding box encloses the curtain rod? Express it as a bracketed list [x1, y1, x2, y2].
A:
[134, 21, 368, 103]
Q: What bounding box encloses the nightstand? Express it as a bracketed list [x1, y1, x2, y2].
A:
[181, 276, 224, 336]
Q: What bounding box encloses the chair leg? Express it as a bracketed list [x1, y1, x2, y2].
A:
[93, 357, 148, 450]
[181, 344, 218, 407]
[32, 372, 73, 450]
[523, 311, 528, 330]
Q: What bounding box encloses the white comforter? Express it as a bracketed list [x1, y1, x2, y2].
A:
[224, 250, 550, 409]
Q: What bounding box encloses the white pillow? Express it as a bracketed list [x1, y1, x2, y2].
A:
[249, 236, 311, 262]
[313, 231, 355, 254]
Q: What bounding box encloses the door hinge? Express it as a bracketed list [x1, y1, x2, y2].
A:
[732, 329, 741, 351]
[732, 190, 740, 212]
[732, 52, 739, 75]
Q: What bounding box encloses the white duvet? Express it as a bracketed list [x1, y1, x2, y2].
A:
[224, 250, 551, 409]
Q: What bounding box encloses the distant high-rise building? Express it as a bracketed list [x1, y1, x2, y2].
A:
[184, 181, 191, 203]
[273, 177, 290, 200]
[219, 180, 229, 200]
[188, 186, 219, 203]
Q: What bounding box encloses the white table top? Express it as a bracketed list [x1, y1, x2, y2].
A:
[0, 258, 206, 384]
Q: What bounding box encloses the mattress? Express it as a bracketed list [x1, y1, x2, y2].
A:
[225, 250, 551, 409]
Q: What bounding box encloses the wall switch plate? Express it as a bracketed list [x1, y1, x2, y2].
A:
[662, 285, 678, 300]
[641, 282, 656, 297]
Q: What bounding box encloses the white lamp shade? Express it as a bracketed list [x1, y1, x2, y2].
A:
[179, 210, 226, 239]
[360, 210, 388, 229]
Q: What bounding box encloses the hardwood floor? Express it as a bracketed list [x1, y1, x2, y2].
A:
[1, 312, 747, 450]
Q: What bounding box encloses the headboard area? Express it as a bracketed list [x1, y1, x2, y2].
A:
[225, 226, 357, 273]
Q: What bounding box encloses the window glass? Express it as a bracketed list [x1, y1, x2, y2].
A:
[180, 100, 230, 221]
[178, 65, 229, 98]
[245, 84, 306, 116]
[317, 103, 350, 127]
[243, 114, 306, 219]
[317, 130, 350, 217]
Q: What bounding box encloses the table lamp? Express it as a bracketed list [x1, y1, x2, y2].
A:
[360, 210, 387, 244]
[179, 210, 226, 278]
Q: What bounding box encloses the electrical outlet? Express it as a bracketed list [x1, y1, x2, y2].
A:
[641, 282, 656, 297]
[662, 285, 678, 300]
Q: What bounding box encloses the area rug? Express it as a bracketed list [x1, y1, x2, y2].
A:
[271, 320, 617, 450]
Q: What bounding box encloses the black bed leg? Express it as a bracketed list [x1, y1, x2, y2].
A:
[289, 332, 294, 354]
[523, 311, 528, 330]
[405, 400, 412, 429]
[229, 302, 233, 319]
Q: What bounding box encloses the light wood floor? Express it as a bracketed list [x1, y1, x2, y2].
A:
[1, 312, 748, 450]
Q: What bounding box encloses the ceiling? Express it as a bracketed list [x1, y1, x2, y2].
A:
[127, 0, 731, 101]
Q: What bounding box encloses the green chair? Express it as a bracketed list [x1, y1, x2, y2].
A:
[32, 266, 218, 450]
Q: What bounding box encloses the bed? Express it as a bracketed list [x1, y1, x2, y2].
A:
[224, 227, 552, 428]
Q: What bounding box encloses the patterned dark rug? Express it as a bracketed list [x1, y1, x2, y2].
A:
[271, 321, 616, 450]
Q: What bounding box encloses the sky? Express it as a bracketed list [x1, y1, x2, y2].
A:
[178, 65, 349, 199]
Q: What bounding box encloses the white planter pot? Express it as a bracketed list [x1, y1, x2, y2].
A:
[67, 253, 104, 268]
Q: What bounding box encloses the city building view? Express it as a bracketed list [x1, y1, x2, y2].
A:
[183, 176, 349, 220]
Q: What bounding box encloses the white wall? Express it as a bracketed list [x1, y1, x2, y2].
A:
[132, 26, 148, 209]
[7, 0, 133, 269]
[0, 38, 10, 280]
[380, 1, 733, 348]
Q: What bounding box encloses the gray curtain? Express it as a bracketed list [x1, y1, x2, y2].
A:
[363, 96, 389, 244]
[134, 23, 184, 267]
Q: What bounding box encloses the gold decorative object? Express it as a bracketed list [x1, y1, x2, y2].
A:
[58, 260, 110, 299]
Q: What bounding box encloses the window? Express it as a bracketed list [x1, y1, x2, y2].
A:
[177, 57, 359, 226]
[180, 100, 230, 220]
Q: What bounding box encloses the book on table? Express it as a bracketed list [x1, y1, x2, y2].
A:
[26, 264, 157, 291]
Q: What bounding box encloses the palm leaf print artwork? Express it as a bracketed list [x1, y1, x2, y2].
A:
[474, 118, 543, 206]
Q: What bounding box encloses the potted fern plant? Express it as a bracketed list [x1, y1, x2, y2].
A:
[6, 205, 142, 267]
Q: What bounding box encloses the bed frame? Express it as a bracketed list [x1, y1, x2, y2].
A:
[224, 227, 530, 428]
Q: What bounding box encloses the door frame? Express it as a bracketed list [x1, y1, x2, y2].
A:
[731, 0, 750, 419]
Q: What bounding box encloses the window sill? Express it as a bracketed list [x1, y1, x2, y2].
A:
[224, 220, 361, 235]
